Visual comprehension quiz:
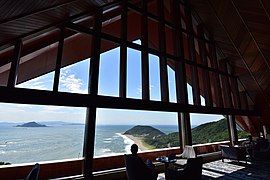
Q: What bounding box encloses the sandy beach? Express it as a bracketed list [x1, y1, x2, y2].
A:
[125, 134, 151, 151]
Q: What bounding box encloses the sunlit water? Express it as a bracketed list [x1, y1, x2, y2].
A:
[0, 124, 178, 164]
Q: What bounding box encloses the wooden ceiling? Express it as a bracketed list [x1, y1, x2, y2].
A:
[0, 0, 269, 133]
[0, 0, 111, 50]
[190, 0, 270, 126]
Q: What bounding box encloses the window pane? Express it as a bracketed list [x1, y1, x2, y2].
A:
[95, 108, 179, 158]
[149, 54, 161, 101]
[0, 103, 86, 164]
[127, 48, 142, 99]
[190, 113, 227, 144]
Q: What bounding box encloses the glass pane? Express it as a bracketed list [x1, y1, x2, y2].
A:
[0, 103, 86, 164]
[190, 113, 227, 145]
[149, 54, 161, 101]
[98, 41, 120, 97]
[95, 108, 178, 158]
[127, 48, 142, 99]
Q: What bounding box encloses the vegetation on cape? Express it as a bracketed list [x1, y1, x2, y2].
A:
[124, 118, 250, 149]
[124, 125, 165, 138]
[191, 118, 249, 144]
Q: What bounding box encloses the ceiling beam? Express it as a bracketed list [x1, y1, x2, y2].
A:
[0, 0, 122, 50]
[0, 0, 81, 25]
[207, 0, 270, 109]
[0, 86, 259, 116]
[231, 0, 270, 72]
[259, 0, 270, 23]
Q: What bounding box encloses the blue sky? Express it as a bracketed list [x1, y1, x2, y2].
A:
[0, 40, 224, 125]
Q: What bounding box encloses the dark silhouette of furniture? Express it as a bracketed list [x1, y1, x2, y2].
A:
[124, 154, 157, 180]
[26, 163, 40, 180]
[175, 145, 197, 166]
[165, 157, 203, 180]
[220, 145, 247, 162]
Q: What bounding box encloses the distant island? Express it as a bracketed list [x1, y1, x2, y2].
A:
[123, 118, 250, 150]
[16, 122, 47, 127]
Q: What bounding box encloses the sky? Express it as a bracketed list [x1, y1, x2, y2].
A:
[0, 40, 224, 125]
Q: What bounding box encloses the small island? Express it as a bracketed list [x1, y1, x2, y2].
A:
[16, 122, 47, 127]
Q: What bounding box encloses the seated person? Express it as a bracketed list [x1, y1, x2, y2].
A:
[129, 144, 157, 178]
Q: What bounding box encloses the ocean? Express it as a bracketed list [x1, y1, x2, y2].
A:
[0, 124, 178, 164]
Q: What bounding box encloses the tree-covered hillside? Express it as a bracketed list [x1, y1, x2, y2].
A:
[124, 125, 165, 138]
[123, 119, 250, 149]
[192, 118, 249, 144]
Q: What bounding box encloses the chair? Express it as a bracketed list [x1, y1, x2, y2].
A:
[124, 154, 157, 180]
[25, 163, 40, 180]
[175, 145, 197, 166]
[220, 145, 247, 162]
[165, 157, 203, 180]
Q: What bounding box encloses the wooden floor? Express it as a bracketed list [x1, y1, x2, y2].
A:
[202, 159, 270, 179]
[157, 159, 270, 180]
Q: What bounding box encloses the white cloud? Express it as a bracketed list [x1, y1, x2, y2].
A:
[59, 68, 87, 94]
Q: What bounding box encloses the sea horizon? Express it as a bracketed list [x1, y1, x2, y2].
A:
[0, 123, 182, 165]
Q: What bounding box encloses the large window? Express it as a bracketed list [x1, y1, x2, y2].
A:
[94, 108, 178, 157]
[190, 113, 228, 144]
[0, 103, 86, 165]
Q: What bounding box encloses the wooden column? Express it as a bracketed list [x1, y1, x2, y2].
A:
[230, 76, 241, 109]
[227, 115, 238, 146]
[7, 40, 22, 88]
[197, 25, 212, 107]
[157, 0, 169, 102]
[141, 0, 150, 100]
[83, 9, 102, 179]
[119, 0, 127, 98]
[240, 91, 249, 110]
[219, 59, 233, 108]
[172, 0, 191, 148]
[184, 0, 201, 106]
[53, 27, 64, 92]
[209, 41, 223, 107]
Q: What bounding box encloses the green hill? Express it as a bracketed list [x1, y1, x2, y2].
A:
[124, 119, 250, 149]
[124, 125, 165, 138]
[192, 118, 249, 144]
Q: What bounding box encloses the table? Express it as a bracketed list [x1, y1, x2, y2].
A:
[156, 157, 177, 179]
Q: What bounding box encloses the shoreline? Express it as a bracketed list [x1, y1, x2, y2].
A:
[124, 134, 150, 151]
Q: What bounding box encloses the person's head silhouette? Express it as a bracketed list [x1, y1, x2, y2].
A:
[131, 144, 138, 155]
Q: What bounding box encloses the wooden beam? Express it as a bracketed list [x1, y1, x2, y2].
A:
[7, 40, 22, 88]
[209, 40, 224, 108]
[240, 91, 249, 110]
[207, 0, 270, 109]
[0, 86, 259, 116]
[141, 0, 150, 100]
[184, 0, 201, 106]
[66, 22, 235, 78]
[53, 28, 64, 92]
[127, 2, 214, 46]
[227, 115, 238, 146]
[197, 25, 213, 107]
[83, 9, 102, 179]
[0, 0, 80, 25]
[119, 0, 127, 98]
[219, 59, 233, 108]
[259, 0, 270, 24]
[172, 0, 189, 148]
[230, 76, 241, 109]
[0, 0, 122, 51]
[157, 0, 169, 102]
[231, 0, 270, 71]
